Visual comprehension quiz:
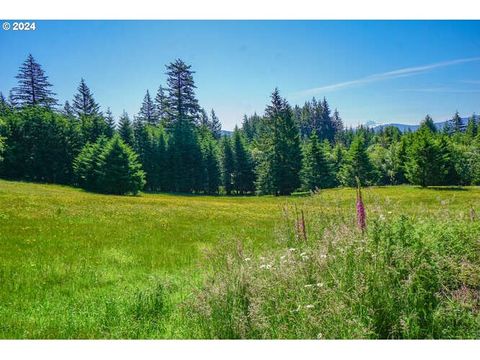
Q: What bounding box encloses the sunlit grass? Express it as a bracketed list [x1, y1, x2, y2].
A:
[0, 180, 479, 338]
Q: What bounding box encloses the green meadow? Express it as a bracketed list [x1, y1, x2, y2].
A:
[1, 180, 479, 338]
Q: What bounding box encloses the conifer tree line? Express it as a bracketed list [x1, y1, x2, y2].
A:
[0, 54, 479, 195]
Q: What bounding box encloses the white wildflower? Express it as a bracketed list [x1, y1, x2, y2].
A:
[244, 257, 251, 262]
[289, 248, 296, 252]
[305, 304, 315, 309]
[320, 254, 327, 259]
[300, 252, 307, 257]
[304, 284, 313, 288]
[317, 282, 324, 288]
[259, 264, 272, 270]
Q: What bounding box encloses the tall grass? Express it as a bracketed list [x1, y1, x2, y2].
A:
[185, 209, 480, 338]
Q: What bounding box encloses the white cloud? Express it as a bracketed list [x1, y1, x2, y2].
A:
[294, 57, 480, 97]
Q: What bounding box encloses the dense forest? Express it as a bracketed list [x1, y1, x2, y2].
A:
[0, 54, 479, 195]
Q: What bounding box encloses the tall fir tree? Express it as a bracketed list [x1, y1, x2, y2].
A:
[332, 108, 344, 142]
[200, 133, 221, 194]
[301, 131, 334, 191]
[138, 90, 158, 125]
[62, 101, 75, 118]
[155, 85, 169, 125]
[117, 111, 135, 147]
[72, 79, 100, 117]
[104, 108, 116, 137]
[465, 114, 478, 139]
[451, 111, 463, 133]
[232, 127, 255, 194]
[256, 88, 302, 195]
[221, 136, 235, 195]
[419, 115, 437, 133]
[339, 134, 374, 186]
[164, 59, 204, 193]
[11, 54, 57, 108]
[165, 59, 200, 126]
[209, 109, 222, 140]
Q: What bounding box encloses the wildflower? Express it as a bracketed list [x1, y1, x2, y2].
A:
[288, 248, 296, 252]
[355, 176, 366, 233]
[305, 304, 315, 309]
[317, 333, 323, 339]
[300, 252, 307, 257]
[244, 257, 251, 262]
[379, 214, 385, 221]
[320, 254, 327, 259]
[304, 284, 314, 288]
[259, 264, 272, 270]
[316, 282, 324, 288]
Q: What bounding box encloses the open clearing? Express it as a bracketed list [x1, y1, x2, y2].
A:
[0, 180, 479, 338]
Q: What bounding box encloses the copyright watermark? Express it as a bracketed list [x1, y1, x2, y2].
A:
[2, 21, 36, 31]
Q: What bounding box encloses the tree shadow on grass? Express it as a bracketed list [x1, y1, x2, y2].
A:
[423, 186, 468, 191]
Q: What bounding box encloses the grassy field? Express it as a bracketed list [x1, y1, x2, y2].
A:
[0, 180, 479, 338]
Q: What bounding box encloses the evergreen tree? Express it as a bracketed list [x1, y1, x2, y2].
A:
[138, 90, 158, 125]
[0, 106, 76, 183]
[166, 119, 203, 193]
[11, 54, 57, 108]
[256, 88, 302, 195]
[62, 101, 75, 118]
[155, 85, 169, 124]
[465, 114, 477, 139]
[451, 111, 463, 133]
[80, 114, 109, 144]
[232, 127, 255, 194]
[320, 97, 335, 142]
[301, 131, 334, 191]
[405, 128, 445, 187]
[209, 109, 222, 140]
[73, 136, 109, 190]
[95, 135, 146, 195]
[200, 133, 221, 194]
[118, 111, 135, 147]
[339, 134, 374, 186]
[419, 115, 436, 133]
[164, 59, 204, 193]
[105, 108, 116, 137]
[0, 92, 10, 115]
[332, 108, 344, 143]
[199, 108, 209, 126]
[72, 79, 100, 117]
[165, 59, 200, 126]
[221, 136, 235, 195]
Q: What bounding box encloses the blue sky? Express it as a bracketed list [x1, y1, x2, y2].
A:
[0, 20, 479, 130]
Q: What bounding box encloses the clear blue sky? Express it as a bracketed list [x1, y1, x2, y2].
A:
[1, 20, 479, 130]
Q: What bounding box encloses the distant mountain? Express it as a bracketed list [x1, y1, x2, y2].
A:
[373, 116, 474, 133]
[221, 130, 233, 137]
